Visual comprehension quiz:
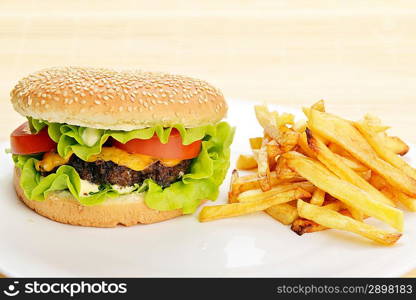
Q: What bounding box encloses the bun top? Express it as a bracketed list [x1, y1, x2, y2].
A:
[10, 67, 227, 130]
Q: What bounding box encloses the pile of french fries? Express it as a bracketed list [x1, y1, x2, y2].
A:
[199, 100, 416, 246]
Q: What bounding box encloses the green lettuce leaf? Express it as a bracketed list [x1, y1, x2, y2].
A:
[28, 118, 218, 161]
[12, 153, 42, 169]
[14, 122, 235, 213]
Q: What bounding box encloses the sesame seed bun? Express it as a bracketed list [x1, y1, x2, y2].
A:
[11, 67, 227, 130]
[14, 167, 185, 227]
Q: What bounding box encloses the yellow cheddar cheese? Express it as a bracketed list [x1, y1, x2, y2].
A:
[36, 147, 182, 172]
[36, 151, 72, 172]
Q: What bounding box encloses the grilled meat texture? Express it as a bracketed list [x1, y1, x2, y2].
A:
[67, 156, 192, 187]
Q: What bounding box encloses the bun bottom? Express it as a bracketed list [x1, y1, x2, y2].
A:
[13, 167, 183, 227]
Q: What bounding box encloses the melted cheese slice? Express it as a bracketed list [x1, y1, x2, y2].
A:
[36, 147, 182, 172]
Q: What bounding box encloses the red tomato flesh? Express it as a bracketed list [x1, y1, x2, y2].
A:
[11, 122, 57, 155]
[112, 129, 202, 160]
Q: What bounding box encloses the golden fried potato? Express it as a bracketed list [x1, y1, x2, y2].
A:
[238, 182, 312, 203]
[310, 188, 325, 206]
[266, 203, 299, 225]
[291, 218, 327, 235]
[306, 129, 395, 207]
[228, 169, 240, 204]
[249, 137, 263, 150]
[297, 200, 401, 245]
[236, 154, 258, 170]
[283, 151, 403, 231]
[308, 109, 416, 197]
[199, 188, 310, 222]
[355, 120, 416, 180]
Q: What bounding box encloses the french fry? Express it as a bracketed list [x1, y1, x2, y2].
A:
[302, 100, 325, 129]
[266, 140, 280, 156]
[277, 113, 295, 127]
[291, 218, 327, 234]
[297, 200, 401, 245]
[308, 109, 416, 197]
[255, 105, 299, 152]
[382, 135, 409, 156]
[389, 190, 416, 212]
[293, 120, 307, 133]
[358, 170, 372, 181]
[234, 171, 305, 194]
[372, 174, 416, 212]
[306, 129, 395, 207]
[236, 154, 257, 170]
[298, 131, 316, 158]
[256, 144, 271, 191]
[328, 142, 347, 156]
[279, 127, 299, 152]
[344, 205, 364, 221]
[334, 153, 367, 172]
[291, 181, 316, 193]
[266, 140, 280, 169]
[311, 99, 325, 112]
[249, 137, 263, 150]
[233, 174, 261, 193]
[238, 183, 312, 203]
[310, 188, 325, 206]
[275, 156, 304, 181]
[291, 201, 344, 234]
[355, 120, 416, 181]
[284, 151, 403, 231]
[369, 173, 387, 190]
[323, 201, 344, 211]
[362, 114, 390, 132]
[266, 203, 299, 225]
[255, 105, 281, 141]
[199, 189, 310, 222]
[228, 170, 240, 204]
[379, 187, 416, 212]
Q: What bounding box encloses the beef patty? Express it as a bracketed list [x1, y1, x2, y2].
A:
[67, 156, 192, 188]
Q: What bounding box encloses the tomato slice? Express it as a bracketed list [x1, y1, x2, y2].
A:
[10, 122, 57, 155]
[113, 129, 202, 160]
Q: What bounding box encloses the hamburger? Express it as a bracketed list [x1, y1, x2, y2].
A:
[9, 67, 234, 227]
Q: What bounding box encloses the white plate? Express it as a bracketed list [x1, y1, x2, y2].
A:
[1, 101, 416, 277]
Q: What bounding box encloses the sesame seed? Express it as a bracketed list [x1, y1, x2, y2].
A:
[95, 100, 101, 104]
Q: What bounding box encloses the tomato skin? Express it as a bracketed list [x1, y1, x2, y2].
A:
[113, 129, 202, 160]
[11, 122, 57, 155]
